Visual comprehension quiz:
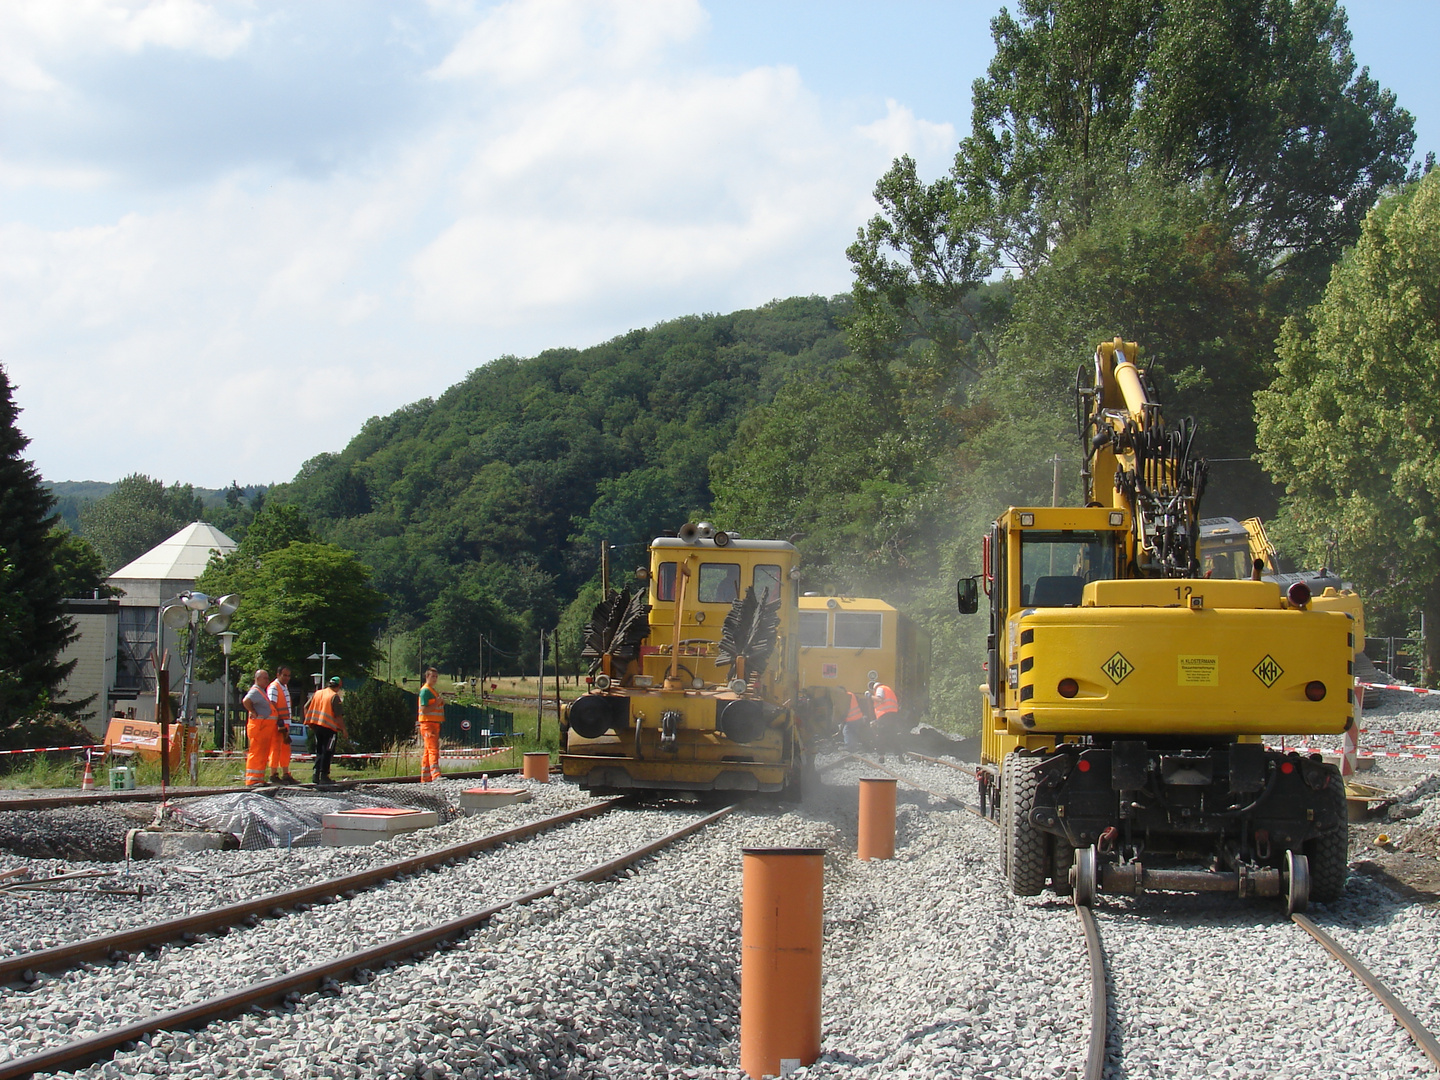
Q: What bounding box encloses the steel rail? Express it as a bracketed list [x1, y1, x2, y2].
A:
[1075, 905, 1108, 1080]
[843, 753, 986, 817]
[1292, 912, 1440, 1072]
[0, 799, 619, 985]
[0, 804, 732, 1080]
[0, 766, 537, 812]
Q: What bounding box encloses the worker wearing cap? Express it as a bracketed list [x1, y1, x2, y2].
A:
[868, 678, 899, 762]
[267, 666, 298, 784]
[304, 676, 346, 785]
[242, 670, 274, 787]
[418, 667, 445, 782]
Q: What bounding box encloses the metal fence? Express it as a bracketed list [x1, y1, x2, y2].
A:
[441, 703, 513, 747]
[1365, 636, 1424, 684]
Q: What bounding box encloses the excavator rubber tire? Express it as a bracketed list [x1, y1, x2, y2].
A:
[1004, 751, 1046, 897]
[1305, 772, 1349, 904]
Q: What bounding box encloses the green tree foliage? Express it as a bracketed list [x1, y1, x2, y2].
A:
[50, 528, 122, 599]
[0, 367, 78, 737]
[194, 541, 384, 690]
[1256, 171, 1440, 680]
[80, 473, 205, 572]
[423, 574, 523, 677]
[342, 678, 419, 753]
[271, 298, 848, 667]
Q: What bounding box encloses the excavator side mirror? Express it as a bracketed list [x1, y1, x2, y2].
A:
[957, 577, 980, 615]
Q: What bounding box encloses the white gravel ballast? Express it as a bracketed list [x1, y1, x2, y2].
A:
[2, 747, 1437, 1079]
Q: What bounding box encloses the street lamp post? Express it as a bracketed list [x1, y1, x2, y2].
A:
[307, 643, 341, 682]
[218, 631, 236, 752]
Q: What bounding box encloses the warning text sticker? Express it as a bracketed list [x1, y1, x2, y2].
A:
[1177, 655, 1219, 686]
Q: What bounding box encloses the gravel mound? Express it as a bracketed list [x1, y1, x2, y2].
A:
[0, 807, 131, 861]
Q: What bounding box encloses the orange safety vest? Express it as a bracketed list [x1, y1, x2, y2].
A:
[268, 682, 292, 722]
[844, 692, 865, 724]
[418, 685, 444, 726]
[304, 687, 341, 731]
[871, 683, 898, 718]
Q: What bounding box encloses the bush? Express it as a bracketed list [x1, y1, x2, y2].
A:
[343, 679, 418, 752]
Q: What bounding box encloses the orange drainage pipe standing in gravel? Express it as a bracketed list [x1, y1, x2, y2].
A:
[857, 777, 897, 861]
[741, 847, 823, 1079]
[522, 752, 550, 781]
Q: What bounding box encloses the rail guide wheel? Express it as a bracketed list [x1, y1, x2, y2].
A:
[1285, 849, 1311, 916]
[1073, 844, 1099, 907]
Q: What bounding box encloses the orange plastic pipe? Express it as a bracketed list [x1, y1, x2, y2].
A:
[857, 777, 897, 861]
[522, 752, 550, 782]
[741, 847, 823, 1079]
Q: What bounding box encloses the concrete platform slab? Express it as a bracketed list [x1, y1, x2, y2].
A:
[126, 829, 234, 859]
[321, 807, 439, 846]
[459, 788, 531, 814]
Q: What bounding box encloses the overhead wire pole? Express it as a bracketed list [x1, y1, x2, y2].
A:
[536, 630, 545, 742]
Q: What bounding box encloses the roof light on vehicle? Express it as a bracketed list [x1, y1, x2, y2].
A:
[1058, 678, 1079, 698]
[1287, 580, 1312, 608]
[1305, 681, 1327, 702]
[1019, 513, 1035, 526]
[1109, 512, 1124, 526]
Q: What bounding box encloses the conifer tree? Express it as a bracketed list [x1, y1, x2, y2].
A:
[0, 366, 77, 735]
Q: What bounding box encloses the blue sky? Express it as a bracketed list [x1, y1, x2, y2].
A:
[2, 1, 1434, 488]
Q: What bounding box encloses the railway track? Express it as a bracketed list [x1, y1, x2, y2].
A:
[0, 803, 732, 1080]
[861, 753, 1440, 1079]
[0, 800, 618, 985]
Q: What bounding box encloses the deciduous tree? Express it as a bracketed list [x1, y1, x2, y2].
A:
[1256, 170, 1440, 680]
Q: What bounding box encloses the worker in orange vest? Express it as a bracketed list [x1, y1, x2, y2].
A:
[304, 676, 346, 785]
[418, 667, 445, 782]
[242, 670, 274, 787]
[267, 666, 298, 784]
[840, 687, 866, 748]
[868, 678, 899, 762]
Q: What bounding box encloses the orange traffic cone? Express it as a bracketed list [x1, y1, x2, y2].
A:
[80, 756, 95, 792]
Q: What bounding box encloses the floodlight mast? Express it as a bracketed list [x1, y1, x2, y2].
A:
[160, 592, 239, 783]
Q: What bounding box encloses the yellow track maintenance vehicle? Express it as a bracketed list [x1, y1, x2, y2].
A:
[958, 340, 1354, 913]
[560, 524, 805, 797]
[797, 595, 931, 735]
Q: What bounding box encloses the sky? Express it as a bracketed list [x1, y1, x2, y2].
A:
[3, 1, 1436, 489]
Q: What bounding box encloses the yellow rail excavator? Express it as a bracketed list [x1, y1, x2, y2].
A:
[957, 339, 1354, 913]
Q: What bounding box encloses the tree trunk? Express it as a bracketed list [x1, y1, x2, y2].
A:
[1424, 587, 1440, 688]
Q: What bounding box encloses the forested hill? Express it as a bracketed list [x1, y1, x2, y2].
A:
[271, 296, 848, 649]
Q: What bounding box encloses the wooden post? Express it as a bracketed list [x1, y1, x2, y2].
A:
[600, 538, 609, 597]
[156, 669, 171, 792]
[553, 628, 562, 725]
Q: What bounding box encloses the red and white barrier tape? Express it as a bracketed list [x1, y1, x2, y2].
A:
[1270, 744, 1440, 762]
[1361, 730, 1440, 737]
[0, 743, 104, 756]
[1359, 681, 1440, 695]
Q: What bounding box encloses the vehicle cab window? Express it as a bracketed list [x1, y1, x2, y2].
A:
[754, 564, 782, 601]
[698, 563, 741, 604]
[656, 562, 677, 602]
[1020, 531, 1116, 607]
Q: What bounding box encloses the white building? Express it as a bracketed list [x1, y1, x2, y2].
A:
[106, 522, 238, 722]
[53, 596, 120, 736]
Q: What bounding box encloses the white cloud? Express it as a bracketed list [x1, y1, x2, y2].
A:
[1, 0, 957, 485]
[0, 0, 252, 92]
[431, 0, 706, 85]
